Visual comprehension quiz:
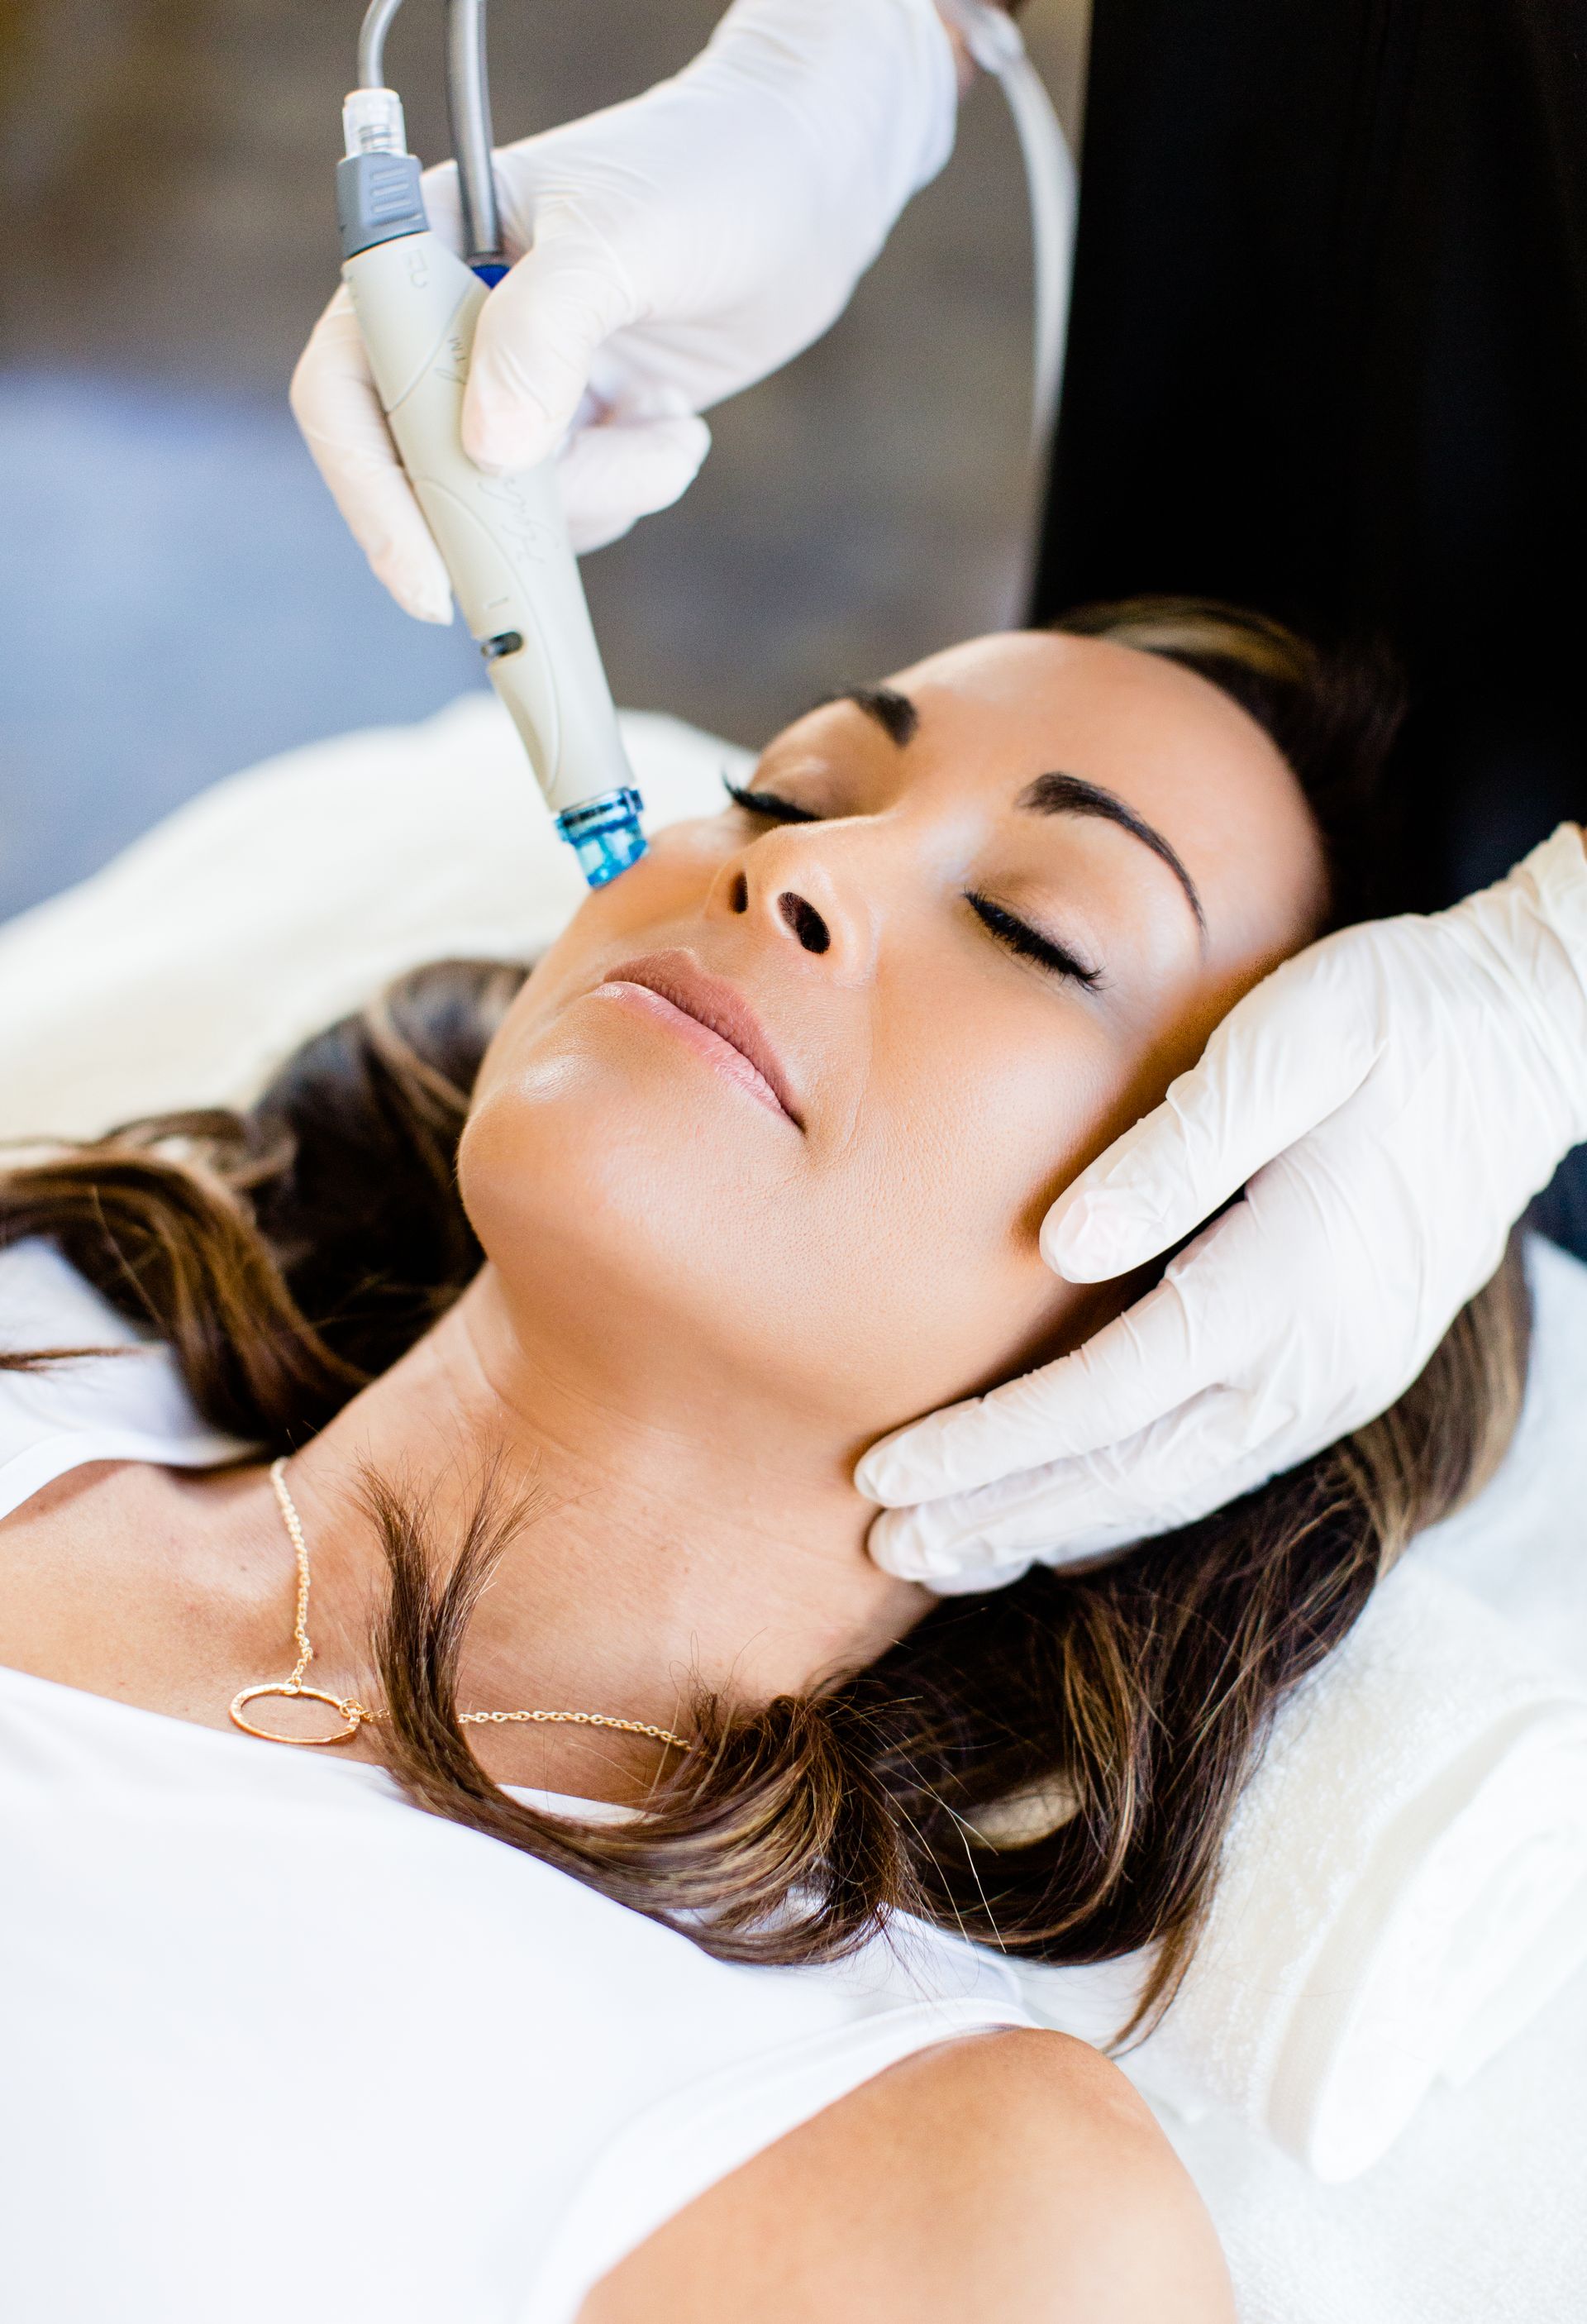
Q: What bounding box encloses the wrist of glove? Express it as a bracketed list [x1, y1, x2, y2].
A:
[859, 826, 1587, 1591]
[291, 0, 957, 616]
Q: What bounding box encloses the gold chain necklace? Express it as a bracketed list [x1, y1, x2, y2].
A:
[228, 1458, 690, 1755]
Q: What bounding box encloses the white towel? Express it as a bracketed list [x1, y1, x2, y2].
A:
[1019, 1562, 1587, 2182]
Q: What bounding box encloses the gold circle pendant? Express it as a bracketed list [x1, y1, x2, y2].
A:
[230, 1683, 363, 1747]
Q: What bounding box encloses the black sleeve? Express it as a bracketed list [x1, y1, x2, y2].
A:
[1035, 0, 1587, 918]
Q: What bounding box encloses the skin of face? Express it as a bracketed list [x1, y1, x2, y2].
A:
[460, 630, 1329, 1466]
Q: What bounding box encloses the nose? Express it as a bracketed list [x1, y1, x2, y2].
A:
[710, 823, 873, 978]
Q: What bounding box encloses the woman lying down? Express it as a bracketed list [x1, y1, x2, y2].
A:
[0, 599, 1527, 2323]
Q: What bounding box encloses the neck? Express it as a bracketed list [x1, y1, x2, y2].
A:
[275, 1268, 929, 1797]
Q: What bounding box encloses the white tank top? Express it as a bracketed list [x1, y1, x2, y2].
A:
[0, 1241, 1031, 2324]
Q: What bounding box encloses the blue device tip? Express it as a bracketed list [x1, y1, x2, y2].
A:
[556, 789, 648, 889]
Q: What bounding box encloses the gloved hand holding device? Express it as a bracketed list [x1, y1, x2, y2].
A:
[291, 0, 959, 620]
[860, 827, 1587, 1587]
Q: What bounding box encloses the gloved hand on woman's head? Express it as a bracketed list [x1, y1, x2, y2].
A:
[290, 0, 959, 621]
[860, 827, 1587, 1589]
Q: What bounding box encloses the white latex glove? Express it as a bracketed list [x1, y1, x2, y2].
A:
[860, 826, 1587, 1591]
[290, 0, 958, 619]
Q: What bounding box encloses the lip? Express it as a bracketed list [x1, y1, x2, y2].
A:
[594, 951, 805, 1129]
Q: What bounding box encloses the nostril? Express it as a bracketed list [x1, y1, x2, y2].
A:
[778, 891, 831, 955]
[729, 871, 749, 914]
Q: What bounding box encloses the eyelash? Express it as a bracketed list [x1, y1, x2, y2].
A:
[962, 895, 1103, 990]
[723, 777, 819, 825]
[722, 776, 1104, 993]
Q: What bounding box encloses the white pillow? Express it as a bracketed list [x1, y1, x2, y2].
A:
[0, 693, 750, 1140]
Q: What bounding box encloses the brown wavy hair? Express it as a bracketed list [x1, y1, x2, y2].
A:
[0, 599, 1530, 2040]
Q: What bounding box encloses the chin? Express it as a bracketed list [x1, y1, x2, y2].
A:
[457, 1032, 819, 1387]
[458, 1016, 1055, 1435]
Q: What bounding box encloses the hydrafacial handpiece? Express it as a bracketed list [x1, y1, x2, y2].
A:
[336, 0, 645, 887]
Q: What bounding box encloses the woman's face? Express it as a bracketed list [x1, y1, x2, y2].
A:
[461, 631, 1327, 1448]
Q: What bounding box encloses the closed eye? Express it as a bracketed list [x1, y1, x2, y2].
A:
[723, 776, 821, 825]
[965, 894, 1104, 991]
[725, 778, 1103, 990]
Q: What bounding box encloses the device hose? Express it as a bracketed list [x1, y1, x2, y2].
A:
[446, 0, 505, 273]
[936, 0, 1077, 451]
[356, 0, 407, 92]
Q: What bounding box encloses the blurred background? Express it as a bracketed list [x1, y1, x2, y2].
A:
[0, 0, 1088, 921]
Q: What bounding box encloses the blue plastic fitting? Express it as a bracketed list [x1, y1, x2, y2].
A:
[556, 788, 649, 888]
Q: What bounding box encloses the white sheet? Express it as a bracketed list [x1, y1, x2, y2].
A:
[1, 689, 1580, 2321]
[0, 694, 749, 1140]
[1156, 1233, 1587, 2322]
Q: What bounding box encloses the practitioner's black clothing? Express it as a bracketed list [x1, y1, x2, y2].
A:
[1034, 0, 1587, 1251]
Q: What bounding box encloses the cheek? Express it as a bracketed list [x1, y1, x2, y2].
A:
[459, 956, 851, 1415]
[867, 974, 1126, 1244]
[456, 1048, 823, 1410]
[474, 817, 736, 1093]
[512, 819, 732, 996]
[813, 977, 1150, 1419]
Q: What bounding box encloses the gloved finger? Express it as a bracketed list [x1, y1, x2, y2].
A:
[1041, 943, 1386, 1283]
[866, 1384, 1279, 1582]
[557, 411, 712, 553]
[463, 207, 640, 476]
[855, 1265, 1232, 1506]
[289, 290, 454, 625]
[916, 1554, 1038, 1598]
[867, 1472, 1113, 1583]
[416, 159, 466, 254]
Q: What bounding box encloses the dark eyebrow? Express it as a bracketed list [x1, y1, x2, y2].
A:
[1017, 771, 1208, 940]
[809, 685, 920, 747]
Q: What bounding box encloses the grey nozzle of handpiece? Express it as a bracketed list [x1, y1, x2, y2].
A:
[336, 148, 427, 258]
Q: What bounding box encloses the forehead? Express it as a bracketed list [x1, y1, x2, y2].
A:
[796, 629, 1331, 966]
